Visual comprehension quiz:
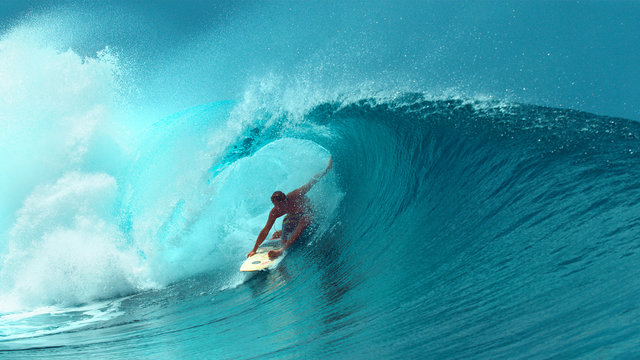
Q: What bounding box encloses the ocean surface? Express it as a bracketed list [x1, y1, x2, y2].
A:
[1, 1, 640, 359]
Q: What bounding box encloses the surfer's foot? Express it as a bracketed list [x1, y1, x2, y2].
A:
[268, 249, 282, 259]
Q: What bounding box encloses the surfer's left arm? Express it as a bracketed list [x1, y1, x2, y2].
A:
[292, 156, 333, 197]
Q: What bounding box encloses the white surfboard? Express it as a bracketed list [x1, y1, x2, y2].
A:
[240, 240, 286, 272]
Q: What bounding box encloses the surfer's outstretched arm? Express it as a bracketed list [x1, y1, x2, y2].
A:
[291, 156, 333, 197]
[248, 209, 278, 257]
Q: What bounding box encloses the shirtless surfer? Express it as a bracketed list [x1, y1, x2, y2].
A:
[248, 157, 333, 259]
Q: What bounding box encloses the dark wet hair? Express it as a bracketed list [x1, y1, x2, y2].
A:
[271, 191, 286, 203]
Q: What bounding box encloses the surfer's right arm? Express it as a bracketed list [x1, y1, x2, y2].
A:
[248, 208, 278, 257]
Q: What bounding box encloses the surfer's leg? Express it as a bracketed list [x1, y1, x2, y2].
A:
[281, 214, 300, 242]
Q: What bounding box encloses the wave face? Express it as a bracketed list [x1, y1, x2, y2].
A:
[2, 1, 640, 359]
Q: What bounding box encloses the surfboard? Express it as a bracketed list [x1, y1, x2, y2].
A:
[240, 240, 286, 272]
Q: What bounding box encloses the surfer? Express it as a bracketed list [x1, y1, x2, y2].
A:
[248, 156, 333, 259]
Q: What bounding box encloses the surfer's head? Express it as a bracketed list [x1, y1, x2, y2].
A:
[271, 191, 286, 206]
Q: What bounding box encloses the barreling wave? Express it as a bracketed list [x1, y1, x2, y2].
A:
[3, 91, 640, 358]
[2, 0, 640, 357]
[299, 96, 640, 358]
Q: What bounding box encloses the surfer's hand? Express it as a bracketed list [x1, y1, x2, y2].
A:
[268, 249, 282, 259]
[247, 250, 256, 258]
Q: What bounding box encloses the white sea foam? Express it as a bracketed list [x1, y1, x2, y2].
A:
[0, 172, 151, 311]
[0, 299, 125, 340]
[0, 26, 128, 242]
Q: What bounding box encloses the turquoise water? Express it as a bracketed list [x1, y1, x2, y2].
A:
[1, 1, 640, 359]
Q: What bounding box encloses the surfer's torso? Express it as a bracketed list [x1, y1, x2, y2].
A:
[274, 193, 312, 218]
